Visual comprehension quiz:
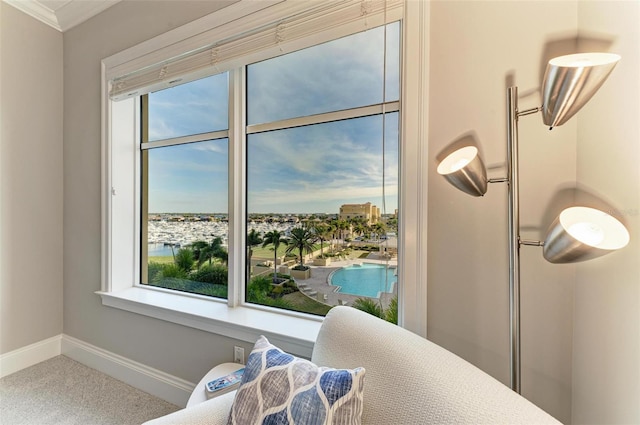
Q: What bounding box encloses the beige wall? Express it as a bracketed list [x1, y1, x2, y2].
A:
[428, 1, 639, 423]
[0, 3, 64, 354]
[4, 0, 637, 422]
[428, 1, 580, 423]
[61, 0, 257, 384]
[573, 2, 640, 423]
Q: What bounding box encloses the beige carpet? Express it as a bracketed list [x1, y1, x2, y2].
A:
[0, 355, 180, 425]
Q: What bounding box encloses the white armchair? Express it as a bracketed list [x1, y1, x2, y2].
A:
[145, 306, 561, 424]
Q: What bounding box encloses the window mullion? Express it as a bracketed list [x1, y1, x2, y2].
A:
[227, 68, 247, 308]
[140, 130, 229, 150]
[246, 101, 401, 135]
[139, 96, 148, 284]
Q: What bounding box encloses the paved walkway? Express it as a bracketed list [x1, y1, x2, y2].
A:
[293, 253, 397, 310]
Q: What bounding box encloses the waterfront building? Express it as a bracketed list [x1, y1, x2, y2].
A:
[339, 202, 380, 225]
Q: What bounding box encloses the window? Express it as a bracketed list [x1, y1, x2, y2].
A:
[100, 0, 428, 355]
[245, 22, 400, 318]
[140, 22, 400, 319]
[141, 74, 230, 298]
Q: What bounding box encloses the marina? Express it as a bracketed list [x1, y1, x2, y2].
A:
[147, 215, 308, 250]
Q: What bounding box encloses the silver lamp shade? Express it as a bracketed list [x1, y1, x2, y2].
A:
[543, 206, 630, 263]
[437, 146, 487, 197]
[541, 53, 620, 128]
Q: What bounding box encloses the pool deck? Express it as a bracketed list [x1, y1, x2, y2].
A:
[293, 253, 398, 310]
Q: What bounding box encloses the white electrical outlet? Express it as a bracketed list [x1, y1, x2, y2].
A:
[234, 346, 245, 364]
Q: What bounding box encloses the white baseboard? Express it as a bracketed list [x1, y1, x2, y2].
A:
[61, 334, 194, 407]
[0, 335, 62, 378]
[1, 334, 194, 407]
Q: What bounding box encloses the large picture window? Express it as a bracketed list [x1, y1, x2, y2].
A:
[100, 0, 431, 353]
[138, 22, 400, 319]
[141, 73, 230, 298]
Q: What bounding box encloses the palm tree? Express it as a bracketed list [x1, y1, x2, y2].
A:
[372, 222, 387, 241]
[191, 237, 226, 268]
[286, 227, 317, 267]
[352, 222, 366, 239]
[215, 248, 228, 265]
[262, 230, 287, 282]
[331, 219, 349, 247]
[312, 223, 332, 258]
[246, 229, 263, 280]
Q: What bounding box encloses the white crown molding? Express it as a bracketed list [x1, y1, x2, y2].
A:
[3, 0, 121, 32]
[3, 0, 59, 30]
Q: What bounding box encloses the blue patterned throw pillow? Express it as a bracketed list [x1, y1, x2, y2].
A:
[227, 336, 365, 425]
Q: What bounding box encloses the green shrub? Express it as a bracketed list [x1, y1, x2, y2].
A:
[351, 298, 383, 318]
[152, 264, 188, 282]
[175, 248, 195, 272]
[147, 261, 164, 282]
[191, 264, 228, 286]
[385, 296, 398, 324]
[281, 286, 296, 295]
[283, 280, 297, 289]
[247, 275, 273, 300]
[351, 296, 398, 324]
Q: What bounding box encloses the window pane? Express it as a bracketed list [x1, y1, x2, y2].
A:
[142, 139, 229, 299]
[246, 113, 399, 316]
[148, 73, 229, 141]
[247, 22, 400, 125]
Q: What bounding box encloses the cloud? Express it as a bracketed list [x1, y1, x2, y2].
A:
[148, 118, 174, 141]
[146, 22, 400, 214]
[149, 188, 228, 213]
[147, 140, 228, 211]
[248, 113, 397, 181]
[192, 141, 228, 154]
[248, 183, 398, 214]
[148, 73, 229, 140]
[247, 22, 400, 125]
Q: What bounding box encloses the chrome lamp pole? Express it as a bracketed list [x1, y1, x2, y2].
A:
[506, 86, 522, 393]
[507, 86, 546, 393]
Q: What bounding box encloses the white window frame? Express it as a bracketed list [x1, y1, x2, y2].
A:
[99, 0, 429, 358]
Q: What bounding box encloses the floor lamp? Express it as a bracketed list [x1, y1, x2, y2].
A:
[436, 53, 630, 394]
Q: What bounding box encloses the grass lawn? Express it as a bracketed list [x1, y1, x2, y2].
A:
[282, 291, 332, 316]
[252, 243, 322, 260]
[149, 256, 228, 266]
[149, 255, 175, 264]
[145, 279, 228, 298]
[145, 278, 330, 316]
[251, 244, 290, 259]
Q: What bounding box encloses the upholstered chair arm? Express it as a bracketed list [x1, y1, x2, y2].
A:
[142, 391, 236, 425]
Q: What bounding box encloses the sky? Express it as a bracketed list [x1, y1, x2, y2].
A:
[146, 22, 400, 215]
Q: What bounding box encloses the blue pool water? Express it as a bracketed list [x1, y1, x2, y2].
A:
[330, 263, 396, 298]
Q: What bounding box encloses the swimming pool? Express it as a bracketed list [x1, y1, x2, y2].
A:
[330, 263, 396, 298]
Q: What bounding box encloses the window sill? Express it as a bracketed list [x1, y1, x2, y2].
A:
[97, 287, 322, 358]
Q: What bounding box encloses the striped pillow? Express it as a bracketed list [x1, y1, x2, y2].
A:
[227, 336, 365, 425]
